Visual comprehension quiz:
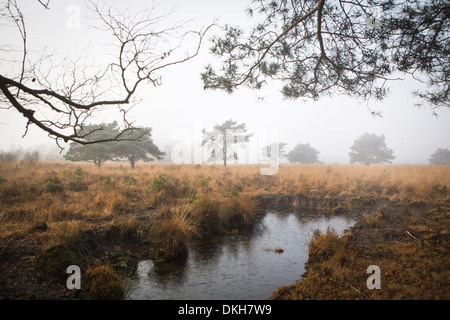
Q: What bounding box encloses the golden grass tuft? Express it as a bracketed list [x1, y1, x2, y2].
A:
[150, 204, 200, 261]
[308, 227, 349, 266]
[85, 265, 124, 300]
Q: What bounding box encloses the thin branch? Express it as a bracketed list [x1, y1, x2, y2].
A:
[38, 0, 50, 10]
[6, 0, 26, 96]
[234, 1, 321, 87]
[406, 230, 422, 246]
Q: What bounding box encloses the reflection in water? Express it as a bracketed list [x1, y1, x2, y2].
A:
[126, 211, 356, 300]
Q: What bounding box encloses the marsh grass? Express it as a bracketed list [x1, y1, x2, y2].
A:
[308, 227, 349, 266]
[85, 265, 124, 300]
[0, 161, 449, 299]
[0, 161, 448, 239]
[149, 204, 200, 261]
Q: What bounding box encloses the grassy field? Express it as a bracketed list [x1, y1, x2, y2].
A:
[0, 161, 449, 299]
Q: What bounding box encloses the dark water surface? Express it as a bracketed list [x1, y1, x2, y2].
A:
[125, 211, 356, 300]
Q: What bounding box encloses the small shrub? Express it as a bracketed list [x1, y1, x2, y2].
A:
[74, 166, 84, 178]
[124, 177, 136, 186]
[380, 169, 390, 180]
[61, 167, 84, 180]
[181, 181, 190, 193]
[41, 177, 62, 193]
[197, 176, 211, 187]
[192, 193, 200, 206]
[432, 184, 447, 195]
[226, 185, 242, 198]
[61, 170, 72, 177]
[150, 173, 170, 192]
[226, 189, 239, 198]
[103, 176, 113, 185]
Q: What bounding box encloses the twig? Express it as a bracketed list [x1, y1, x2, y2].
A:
[406, 230, 421, 246]
[347, 283, 372, 300]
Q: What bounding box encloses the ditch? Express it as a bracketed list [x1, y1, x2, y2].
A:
[125, 211, 356, 300]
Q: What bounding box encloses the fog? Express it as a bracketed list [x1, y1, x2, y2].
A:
[1, 0, 449, 164]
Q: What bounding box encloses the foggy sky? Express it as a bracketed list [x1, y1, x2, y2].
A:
[0, 0, 449, 164]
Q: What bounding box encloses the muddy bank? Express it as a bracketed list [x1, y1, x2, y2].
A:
[0, 216, 153, 300]
[257, 193, 373, 217]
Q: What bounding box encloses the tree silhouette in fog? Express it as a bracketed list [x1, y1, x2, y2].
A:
[429, 148, 450, 165]
[201, 119, 253, 167]
[286, 143, 320, 164]
[64, 121, 164, 168]
[349, 133, 395, 165]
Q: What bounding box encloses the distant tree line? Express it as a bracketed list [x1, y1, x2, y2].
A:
[265, 133, 395, 165]
[0, 147, 63, 162]
[4, 120, 448, 166]
[267, 132, 449, 166]
[201, 121, 396, 165]
[60, 120, 450, 167]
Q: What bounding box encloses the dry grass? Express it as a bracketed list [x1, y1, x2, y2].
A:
[0, 161, 448, 238]
[149, 204, 200, 261]
[85, 265, 124, 300]
[0, 161, 449, 299]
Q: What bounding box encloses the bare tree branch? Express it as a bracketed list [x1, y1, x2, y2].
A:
[0, 0, 215, 148]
